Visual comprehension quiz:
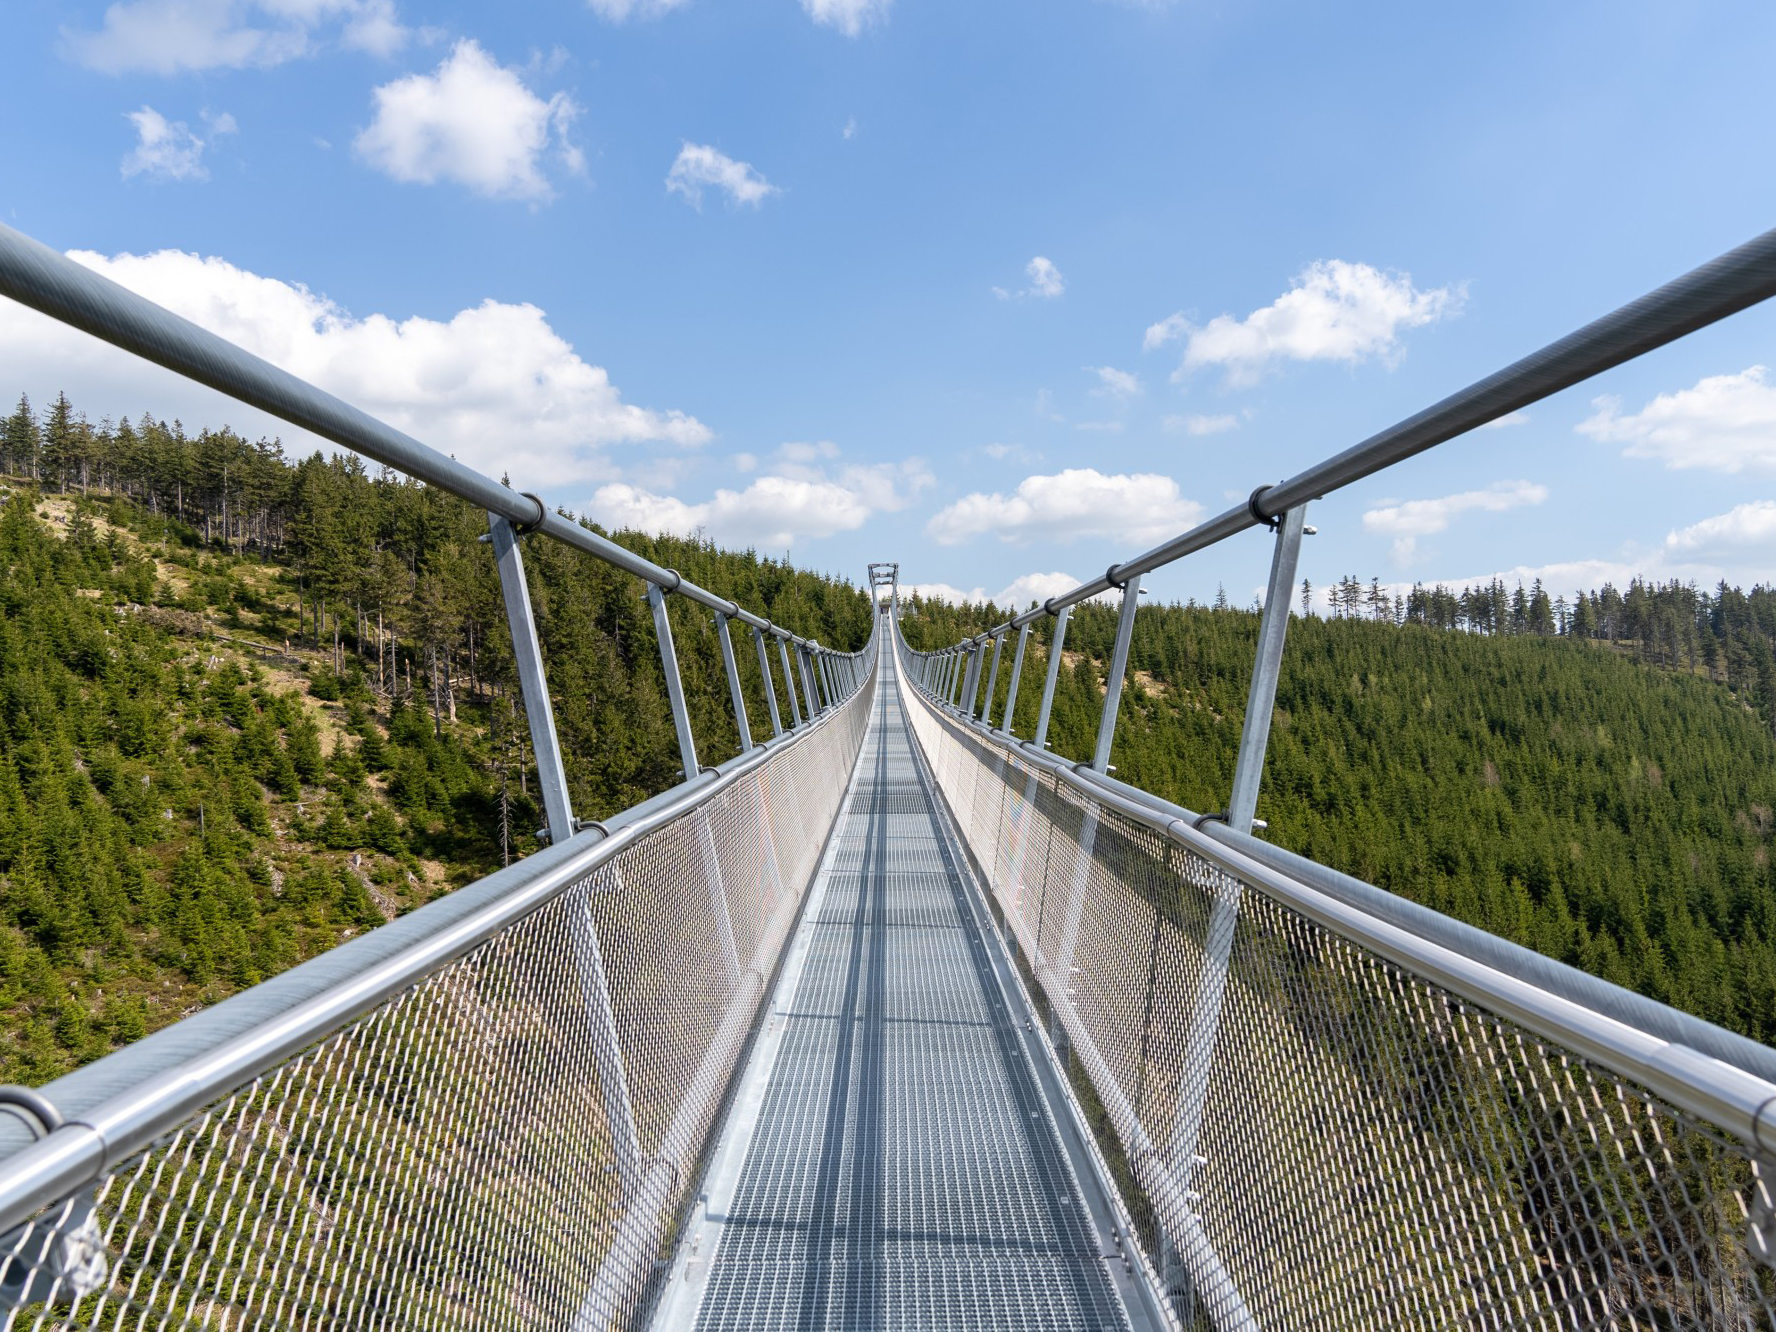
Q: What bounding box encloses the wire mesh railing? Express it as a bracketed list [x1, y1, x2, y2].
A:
[0, 643, 876, 1330]
[897, 622, 1776, 1331]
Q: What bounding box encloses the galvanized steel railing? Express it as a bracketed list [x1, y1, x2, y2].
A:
[0, 221, 878, 1329]
[894, 224, 1776, 1329]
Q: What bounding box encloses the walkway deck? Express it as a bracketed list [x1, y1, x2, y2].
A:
[652, 646, 1153, 1331]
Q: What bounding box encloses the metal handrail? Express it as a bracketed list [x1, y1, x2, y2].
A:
[0, 631, 878, 1231]
[917, 225, 1776, 635]
[895, 619, 1776, 1146]
[0, 223, 851, 654]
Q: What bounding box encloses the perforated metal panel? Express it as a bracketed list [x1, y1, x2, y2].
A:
[691, 660, 1134, 1332]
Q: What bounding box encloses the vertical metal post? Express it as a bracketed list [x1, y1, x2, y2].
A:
[797, 645, 821, 716]
[715, 613, 753, 752]
[777, 636, 803, 727]
[1227, 504, 1308, 831]
[1000, 623, 1031, 736]
[961, 644, 982, 718]
[821, 654, 837, 707]
[1031, 606, 1071, 753]
[950, 651, 966, 707]
[487, 514, 573, 844]
[647, 582, 699, 782]
[982, 632, 1006, 727]
[1091, 574, 1143, 774]
[752, 625, 784, 737]
[1166, 502, 1309, 1291]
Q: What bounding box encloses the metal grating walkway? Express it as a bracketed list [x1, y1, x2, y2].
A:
[654, 646, 1147, 1331]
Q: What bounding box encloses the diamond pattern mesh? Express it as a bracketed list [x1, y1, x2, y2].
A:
[0, 666, 876, 1332]
[901, 642, 1776, 1332]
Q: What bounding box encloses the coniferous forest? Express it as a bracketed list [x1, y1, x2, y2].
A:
[3, 388, 1774, 1089]
[899, 574, 1776, 1046]
[0, 392, 872, 1084]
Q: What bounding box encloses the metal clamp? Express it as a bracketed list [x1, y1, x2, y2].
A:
[574, 819, 613, 839]
[1106, 563, 1130, 591]
[1192, 810, 1230, 830]
[657, 568, 684, 594]
[1247, 485, 1280, 531]
[0, 1089, 107, 1310]
[513, 492, 548, 536]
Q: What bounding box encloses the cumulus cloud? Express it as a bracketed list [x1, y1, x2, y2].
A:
[1163, 413, 1239, 436]
[121, 106, 228, 182]
[0, 246, 708, 488]
[586, 443, 929, 550]
[926, 468, 1202, 547]
[665, 143, 778, 209]
[1577, 366, 1776, 474]
[354, 40, 581, 200]
[1663, 500, 1776, 560]
[1088, 365, 1140, 398]
[1362, 479, 1548, 565]
[1148, 260, 1461, 386]
[994, 256, 1064, 301]
[801, 0, 891, 36]
[64, 0, 408, 73]
[901, 572, 1106, 612]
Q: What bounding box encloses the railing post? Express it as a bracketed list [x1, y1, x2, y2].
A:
[1227, 503, 1308, 831]
[1164, 501, 1308, 1299]
[797, 645, 821, 717]
[961, 643, 983, 719]
[715, 612, 753, 752]
[1000, 622, 1031, 736]
[982, 632, 1006, 727]
[487, 514, 573, 844]
[1031, 605, 1071, 753]
[647, 581, 699, 782]
[752, 626, 784, 737]
[1091, 574, 1143, 774]
[777, 636, 803, 727]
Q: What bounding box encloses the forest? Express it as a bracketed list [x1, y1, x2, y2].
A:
[899, 571, 1776, 1045]
[4, 385, 1774, 1088]
[0, 392, 872, 1084]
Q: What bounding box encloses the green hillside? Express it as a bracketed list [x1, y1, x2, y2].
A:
[900, 588, 1776, 1043]
[0, 392, 871, 1084]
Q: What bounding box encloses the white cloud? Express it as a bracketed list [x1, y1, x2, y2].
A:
[1362, 479, 1548, 564]
[121, 107, 220, 182]
[732, 452, 758, 473]
[801, 0, 890, 37]
[1152, 260, 1461, 386]
[1663, 500, 1776, 560]
[996, 255, 1065, 301]
[842, 117, 858, 140]
[1164, 412, 1239, 436]
[982, 442, 1043, 463]
[354, 40, 580, 201]
[1577, 366, 1776, 475]
[665, 143, 778, 209]
[0, 246, 708, 488]
[586, 444, 929, 550]
[1143, 312, 1188, 351]
[64, 0, 406, 73]
[925, 468, 1202, 547]
[900, 572, 1108, 612]
[1088, 365, 1140, 398]
[587, 0, 688, 19]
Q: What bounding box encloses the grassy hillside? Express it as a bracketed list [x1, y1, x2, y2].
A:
[901, 594, 1776, 1042]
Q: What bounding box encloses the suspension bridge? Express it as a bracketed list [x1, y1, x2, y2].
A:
[0, 220, 1774, 1330]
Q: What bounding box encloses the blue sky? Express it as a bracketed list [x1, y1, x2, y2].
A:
[3, 0, 1774, 611]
